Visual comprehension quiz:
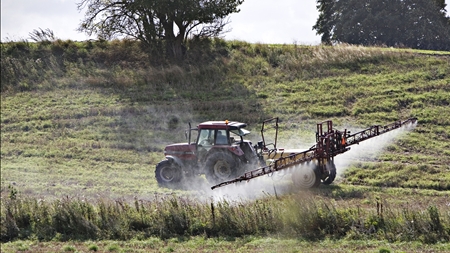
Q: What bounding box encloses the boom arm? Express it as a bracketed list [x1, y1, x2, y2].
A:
[211, 117, 417, 190]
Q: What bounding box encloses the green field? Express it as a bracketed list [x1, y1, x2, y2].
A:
[1, 39, 449, 252]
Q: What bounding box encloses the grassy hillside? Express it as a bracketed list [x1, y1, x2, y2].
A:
[1, 39, 449, 194]
[1, 39, 449, 250]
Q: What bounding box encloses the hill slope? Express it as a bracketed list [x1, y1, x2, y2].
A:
[1, 40, 449, 200]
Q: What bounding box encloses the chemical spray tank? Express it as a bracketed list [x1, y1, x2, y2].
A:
[211, 117, 418, 190]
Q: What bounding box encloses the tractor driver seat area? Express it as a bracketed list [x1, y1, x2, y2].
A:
[216, 130, 228, 145]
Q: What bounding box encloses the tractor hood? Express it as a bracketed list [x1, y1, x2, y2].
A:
[164, 143, 196, 156]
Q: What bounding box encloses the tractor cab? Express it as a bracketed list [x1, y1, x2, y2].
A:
[196, 121, 249, 145]
[156, 120, 259, 187]
[195, 120, 252, 162]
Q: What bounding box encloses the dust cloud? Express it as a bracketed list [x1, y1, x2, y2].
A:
[174, 172, 293, 203]
[334, 120, 417, 177]
[182, 162, 324, 203]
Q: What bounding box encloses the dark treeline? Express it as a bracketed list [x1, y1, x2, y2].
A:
[314, 0, 450, 50]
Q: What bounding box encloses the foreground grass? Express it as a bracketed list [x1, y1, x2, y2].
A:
[2, 186, 449, 244]
[2, 237, 450, 253]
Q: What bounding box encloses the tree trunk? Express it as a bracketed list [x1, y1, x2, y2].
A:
[166, 38, 184, 60]
[162, 21, 186, 60]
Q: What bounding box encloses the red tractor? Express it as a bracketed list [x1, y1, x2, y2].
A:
[155, 120, 261, 187]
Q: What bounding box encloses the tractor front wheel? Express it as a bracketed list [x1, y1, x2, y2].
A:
[155, 160, 183, 187]
[205, 152, 238, 184]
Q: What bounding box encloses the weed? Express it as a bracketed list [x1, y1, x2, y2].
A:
[62, 245, 76, 252]
[88, 244, 99, 251]
[107, 243, 120, 252]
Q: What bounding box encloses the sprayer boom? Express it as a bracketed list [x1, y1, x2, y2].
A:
[211, 117, 417, 190]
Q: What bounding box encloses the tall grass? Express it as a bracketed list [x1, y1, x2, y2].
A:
[1, 193, 448, 243]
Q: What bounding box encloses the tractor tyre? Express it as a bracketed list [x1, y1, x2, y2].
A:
[322, 161, 337, 185]
[155, 160, 183, 187]
[291, 165, 321, 189]
[205, 152, 238, 184]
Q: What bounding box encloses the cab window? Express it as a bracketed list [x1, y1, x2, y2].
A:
[198, 129, 214, 146]
[215, 130, 228, 145]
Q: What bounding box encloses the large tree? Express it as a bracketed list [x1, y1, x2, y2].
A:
[313, 0, 450, 50]
[77, 0, 244, 59]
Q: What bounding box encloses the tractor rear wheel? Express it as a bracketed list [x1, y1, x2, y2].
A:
[205, 152, 238, 184]
[155, 160, 183, 187]
[322, 161, 337, 185]
[291, 165, 321, 189]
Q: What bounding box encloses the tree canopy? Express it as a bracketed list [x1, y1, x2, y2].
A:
[77, 0, 244, 59]
[313, 0, 450, 50]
